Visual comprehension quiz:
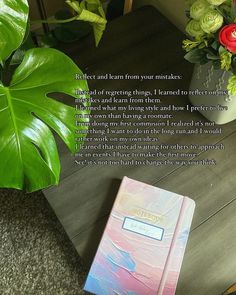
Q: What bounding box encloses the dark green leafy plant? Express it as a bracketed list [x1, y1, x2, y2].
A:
[66, 0, 107, 46]
[52, 9, 92, 44]
[33, 0, 107, 47]
[0, 0, 90, 192]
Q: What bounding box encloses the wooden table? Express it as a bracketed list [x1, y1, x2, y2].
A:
[44, 6, 236, 295]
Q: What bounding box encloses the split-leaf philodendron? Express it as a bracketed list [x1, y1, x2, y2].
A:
[0, 0, 92, 192]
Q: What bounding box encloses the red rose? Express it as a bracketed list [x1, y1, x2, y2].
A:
[219, 24, 236, 53]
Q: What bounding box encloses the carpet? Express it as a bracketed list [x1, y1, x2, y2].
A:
[0, 189, 87, 295]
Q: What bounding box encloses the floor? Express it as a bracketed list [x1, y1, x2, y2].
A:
[0, 189, 87, 295]
[43, 6, 236, 295]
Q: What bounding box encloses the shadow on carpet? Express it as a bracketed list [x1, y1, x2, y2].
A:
[0, 189, 87, 295]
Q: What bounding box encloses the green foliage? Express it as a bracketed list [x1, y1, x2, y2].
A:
[0, 48, 90, 192]
[53, 9, 92, 43]
[227, 75, 236, 94]
[0, 1, 91, 192]
[231, 56, 236, 74]
[66, 0, 107, 46]
[81, 0, 107, 46]
[183, 39, 203, 52]
[211, 40, 220, 51]
[182, 36, 208, 52]
[0, 0, 29, 63]
[184, 48, 208, 64]
[220, 51, 232, 70]
[219, 45, 227, 55]
[206, 51, 220, 60]
[217, 2, 234, 23]
[230, 0, 236, 22]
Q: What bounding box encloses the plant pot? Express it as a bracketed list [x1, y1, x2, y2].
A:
[189, 63, 236, 125]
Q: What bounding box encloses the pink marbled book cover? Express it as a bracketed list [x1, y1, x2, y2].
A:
[84, 176, 195, 295]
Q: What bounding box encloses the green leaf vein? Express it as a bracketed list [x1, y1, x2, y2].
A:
[4, 87, 23, 164]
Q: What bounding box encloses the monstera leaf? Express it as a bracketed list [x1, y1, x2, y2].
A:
[0, 0, 29, 63]
[0, 48, 90, 192]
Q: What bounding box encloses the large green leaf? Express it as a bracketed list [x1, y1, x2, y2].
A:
[0, 48, 90, 192]
[0, 0, 29, 63]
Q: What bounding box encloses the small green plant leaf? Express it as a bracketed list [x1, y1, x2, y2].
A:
[220, 51, 232, 71]
[184, 48, 208, 64]
[231, 56, 236, 74]
[206, 53, 220, 60]
[0, 0, 29, 63]
[219, 45, 227, 55]
[230, 0, 236, 21]
[211, 40, 219, 51]
[66, 0, 81, 14]
[77, 8, 107, 46]
[66, 0, 107, 46]
[182, 39, 201, 52]
[227, 75, 236, 95]
[0, 48, 90, 192]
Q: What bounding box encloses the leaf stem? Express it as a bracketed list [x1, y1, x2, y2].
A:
[215, 6, 226, 19]
[0, 60, 3, 83]
[31, 16, 78, 25]
[4, 87, 23, 164]
[2, 51, 16, 86]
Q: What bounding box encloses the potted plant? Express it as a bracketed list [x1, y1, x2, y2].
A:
[0, 0, 106, 193]
[183, 0, 236, 124]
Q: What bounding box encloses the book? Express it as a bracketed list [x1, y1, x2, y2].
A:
[84, 176, 195, 295]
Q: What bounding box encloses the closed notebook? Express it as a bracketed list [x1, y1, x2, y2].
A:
[84, 176, 195, 295]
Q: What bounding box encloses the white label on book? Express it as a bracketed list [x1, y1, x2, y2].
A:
[122, 217, 164, 240]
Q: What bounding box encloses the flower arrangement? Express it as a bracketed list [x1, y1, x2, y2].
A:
[183, 0, 236, 94]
